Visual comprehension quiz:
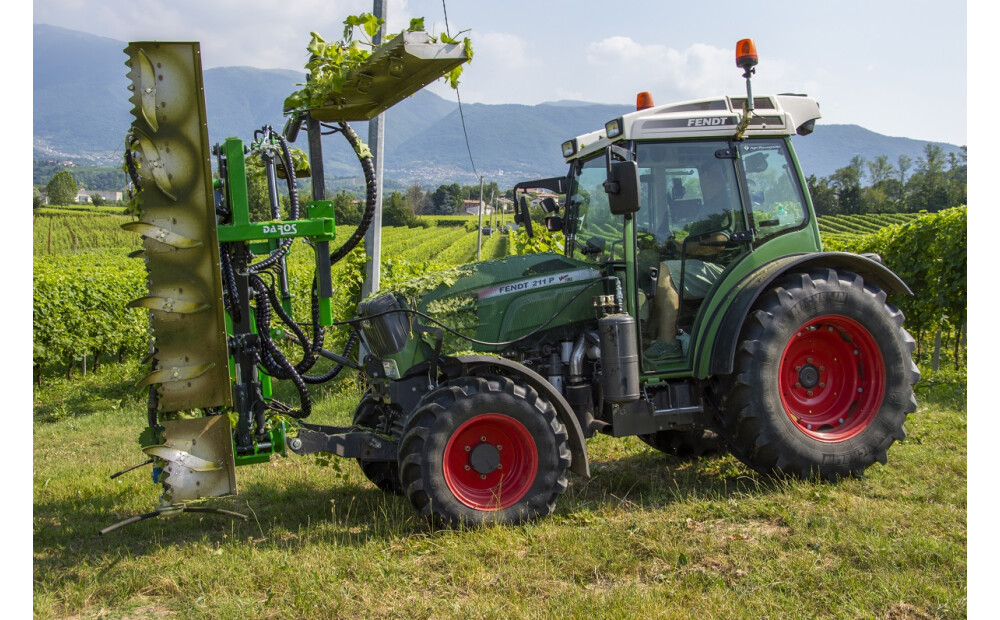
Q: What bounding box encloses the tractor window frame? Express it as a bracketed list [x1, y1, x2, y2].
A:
[737, 137, 811, 246]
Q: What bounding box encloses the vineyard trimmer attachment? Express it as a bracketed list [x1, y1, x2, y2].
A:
[104, 34, 469, 533]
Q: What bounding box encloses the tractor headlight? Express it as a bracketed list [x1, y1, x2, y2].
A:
[382, 359, 400, 379]
[562, 139, 577, 157]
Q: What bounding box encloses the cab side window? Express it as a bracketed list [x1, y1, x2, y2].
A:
[739, 139, 808, 243]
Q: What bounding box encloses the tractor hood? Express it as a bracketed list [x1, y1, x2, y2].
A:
[358, 252, 606, 370]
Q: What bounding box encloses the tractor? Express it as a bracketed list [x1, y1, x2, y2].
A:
[105, 35, 918, 532]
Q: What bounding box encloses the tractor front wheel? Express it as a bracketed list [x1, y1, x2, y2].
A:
[397, 375, 571, 527]
[353, 395, 404, 495]
[716, 269, 919, 480]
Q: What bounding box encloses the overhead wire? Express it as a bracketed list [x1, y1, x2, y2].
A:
[441, 0, 479, 179]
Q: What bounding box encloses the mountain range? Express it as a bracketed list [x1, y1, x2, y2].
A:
[34, 24, 963, 189]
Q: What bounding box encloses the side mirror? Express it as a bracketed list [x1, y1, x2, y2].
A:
[604, 159, 641, 215]
[545, 215, 563, 232]
[518, 195, 534, 237]
[541, 196, 559, 213]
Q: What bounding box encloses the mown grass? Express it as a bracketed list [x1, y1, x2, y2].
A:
[32, 362, 966, 619]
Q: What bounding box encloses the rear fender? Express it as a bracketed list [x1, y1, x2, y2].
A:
[701, 252, 912, 377]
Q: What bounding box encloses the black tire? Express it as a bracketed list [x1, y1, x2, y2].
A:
[352, 395, 403, 495]
[639, 428, 724, 458]
[397, 375, 571, 527]
[715, 268, 919, 480]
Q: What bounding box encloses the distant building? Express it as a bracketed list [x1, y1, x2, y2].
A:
[74, 188, 123, 204]
[91, 190, 123, 203]
[462, 199, 493, 217]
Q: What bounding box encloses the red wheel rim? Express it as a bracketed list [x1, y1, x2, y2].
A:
[779, 314, 885, 442]
[443, 413, 538, 510]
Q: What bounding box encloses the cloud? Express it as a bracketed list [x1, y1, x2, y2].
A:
[33, 0, 373, 70]
[586, 37, 734, 102]
[582, 36, 809, 107]
[423, 31, 532, 104]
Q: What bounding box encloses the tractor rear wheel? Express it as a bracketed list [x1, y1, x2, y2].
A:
[397, 375, 571, 527]
[352, 395, 403, 495]
[716, 269, 919, 480]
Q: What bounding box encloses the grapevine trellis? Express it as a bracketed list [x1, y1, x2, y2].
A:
[32, 207, 964, 380]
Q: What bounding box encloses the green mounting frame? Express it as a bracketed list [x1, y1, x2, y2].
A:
[216, 137, 338, 327]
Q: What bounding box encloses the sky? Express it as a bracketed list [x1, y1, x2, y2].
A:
[30, 0, 969, 146]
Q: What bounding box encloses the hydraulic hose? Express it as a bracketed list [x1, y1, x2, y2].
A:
[226, 121, 376, 419]
[248, 127, 301, 273]
[249, 276, 312, 419]
[328, 122, 377, 265]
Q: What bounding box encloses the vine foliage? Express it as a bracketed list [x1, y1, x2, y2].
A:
[283, 14, 473, 113]
[824, 206, 967, 365]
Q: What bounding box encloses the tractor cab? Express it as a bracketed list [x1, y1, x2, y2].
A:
[550, 91, 823, 372]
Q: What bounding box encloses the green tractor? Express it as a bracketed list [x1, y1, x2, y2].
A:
[107, 36, 917, 533]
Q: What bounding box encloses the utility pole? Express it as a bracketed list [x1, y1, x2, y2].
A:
[361, 0, 386, 299]
[488, 184, 495, 230]
[476, 175, 484, 260]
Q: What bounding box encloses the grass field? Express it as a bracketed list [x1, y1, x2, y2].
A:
[32, 362, 966, 618]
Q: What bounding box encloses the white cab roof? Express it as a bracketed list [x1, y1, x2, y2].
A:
[567, 94, 821, 161]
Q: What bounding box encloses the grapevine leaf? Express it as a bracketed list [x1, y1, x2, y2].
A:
[307, 32, 327, 56]
[445, 66, 463, 89]
[353, 139, 373, 160]
[408, 18, 425, 31]
[362, 14, 383, 39]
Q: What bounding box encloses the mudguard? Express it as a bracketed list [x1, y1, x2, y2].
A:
[702, 252, 912, 377]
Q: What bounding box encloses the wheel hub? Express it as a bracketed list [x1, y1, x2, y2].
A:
[469, 442, 501, 474]
[798, 364, 820, 389]
[443, 413, 538, 510]
[779, 314, 885, 442]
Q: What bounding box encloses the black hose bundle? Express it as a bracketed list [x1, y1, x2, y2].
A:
[222, 121, 378, 419]
[248, 128, 301, 274]
[329, 122, 378, 264]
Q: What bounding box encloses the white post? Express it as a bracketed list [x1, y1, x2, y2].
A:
[362, 0, 386, 299]
[476, 176, 484, 260]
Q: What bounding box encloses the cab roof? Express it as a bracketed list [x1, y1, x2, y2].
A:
[565, 94, 821, 161]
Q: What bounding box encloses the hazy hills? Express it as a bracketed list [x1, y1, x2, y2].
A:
[33, 24, 962, 188]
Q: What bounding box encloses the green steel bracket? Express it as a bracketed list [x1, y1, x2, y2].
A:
[217, 215, 336, 243]
[233, 422, 287, 467]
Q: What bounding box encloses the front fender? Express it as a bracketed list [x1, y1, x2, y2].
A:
[700, 252, 912, 377]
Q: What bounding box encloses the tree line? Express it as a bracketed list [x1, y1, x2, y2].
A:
[39, 141, 968, 220]
[806, 143, 966, 216]
[329, 181, 505, 227]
